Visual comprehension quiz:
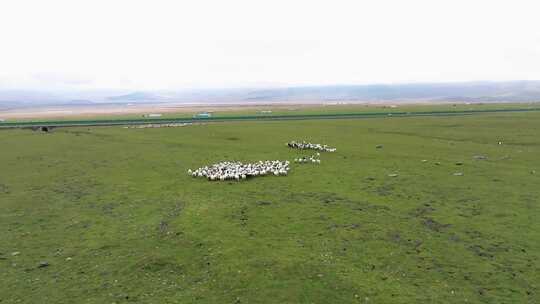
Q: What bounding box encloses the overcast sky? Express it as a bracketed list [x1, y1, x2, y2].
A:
[1, 0, 539, 90]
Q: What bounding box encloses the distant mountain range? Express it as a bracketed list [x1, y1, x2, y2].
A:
[107, 91, 167, 102]
[1, 81, 540, 110]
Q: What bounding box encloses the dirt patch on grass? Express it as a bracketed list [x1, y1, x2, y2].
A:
[0, 183, 9, 194]
[137, 256, 185, 274]
[422, 217, 451, 232]
[157, 203, 183, 236]
[409, 203, 436, 217]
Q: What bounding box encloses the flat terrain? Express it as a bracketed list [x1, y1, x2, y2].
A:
[2, 102, 539, 122]
[1, 110, 539, 303]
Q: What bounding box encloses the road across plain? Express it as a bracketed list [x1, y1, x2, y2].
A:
[1, 107, 540, 129]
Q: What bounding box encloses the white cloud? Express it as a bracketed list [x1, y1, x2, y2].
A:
[0, 0, 539, 90]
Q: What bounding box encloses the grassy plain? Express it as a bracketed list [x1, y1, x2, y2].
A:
[1, 110, 539, 303]
[4, 102, 540, 123]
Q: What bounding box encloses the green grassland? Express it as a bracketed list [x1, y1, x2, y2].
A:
[5, 102, 540, 123]
[1, 111, 539, 303]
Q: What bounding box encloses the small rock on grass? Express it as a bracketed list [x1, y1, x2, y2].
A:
[388, 174, 399, 177]
[38, 261, 50, 268]
[453, 172, 463, 176]
[11, 251, 20, 256]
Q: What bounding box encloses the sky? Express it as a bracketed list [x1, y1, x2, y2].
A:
[0, 0, 539, 91]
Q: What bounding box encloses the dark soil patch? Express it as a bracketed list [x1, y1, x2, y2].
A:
[0, 183, 9, 194]
[138, 257, 185, 274]
[423, 217, 451, 232]
[410, 203, 436, 217]
[374, 184, 394, 196]
[468, 244, 495, 259]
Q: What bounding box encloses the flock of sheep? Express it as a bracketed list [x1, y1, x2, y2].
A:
[125, 123, 191, 129]
[294, 153, 321, 164]
[188, 160, 290, 181]
[286, 141, 337, 152]
[188, 141, 336, 182]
